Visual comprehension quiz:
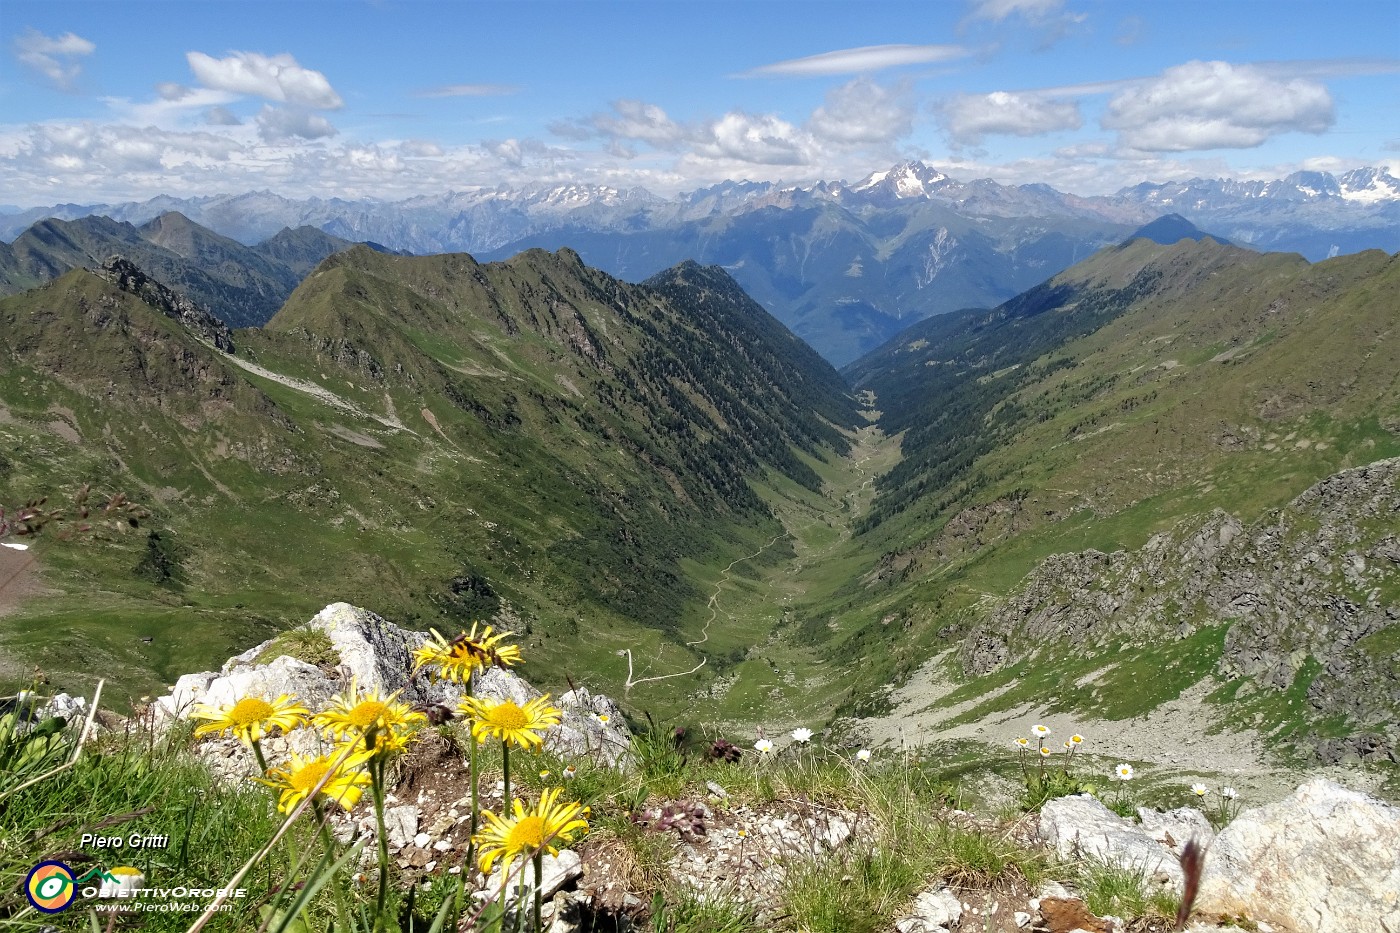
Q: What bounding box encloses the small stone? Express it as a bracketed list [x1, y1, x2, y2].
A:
[1014, 911, 1031, 928]
[413, 832, 431, 848]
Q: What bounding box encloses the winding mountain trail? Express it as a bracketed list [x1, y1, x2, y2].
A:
[622, 398, 899, 713]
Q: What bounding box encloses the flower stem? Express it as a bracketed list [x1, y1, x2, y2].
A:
[533, 848, 543, 933]
[463, 672, 479, 874]
[502, 741, 511, 809]
[250, 739, 270, 775]
[373, 755, 390, 931]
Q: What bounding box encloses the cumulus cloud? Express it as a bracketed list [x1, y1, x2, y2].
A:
[696, 112, 810, 165]
[9, 122, 241, 181]
[1103, 60, 1334, 152]
[415, 83, 519, 98]
[808, 77, 914, 145]
[205, 106, 242, 126]
[589, 100, 689, 148]
[938, 91, 1082, 145]
[401, 139, 444, 158]
[187, 51, 343, 109]
[13, 29, 95, 90]
[483, 137, 578, 168]
[255, 106, 337, 142]
[740, 44, 971, 78]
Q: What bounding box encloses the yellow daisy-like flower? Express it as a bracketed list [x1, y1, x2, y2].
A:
[474, 787, 588, 875]
[262, 749, 372, 814]
[315, 684, 427, 745]
[412, 623, 522, 682]
[190, 693, 308, 746]
[459, 695, 561, 750]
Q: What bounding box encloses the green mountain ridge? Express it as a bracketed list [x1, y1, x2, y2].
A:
[1, 231, 1396, 772]
[824, 238, 1399, 761]
[0, 248, 858, 709]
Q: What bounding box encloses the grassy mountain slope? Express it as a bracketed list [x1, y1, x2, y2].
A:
[827, 240, 1399, 752]
[0, 249, 858, 711]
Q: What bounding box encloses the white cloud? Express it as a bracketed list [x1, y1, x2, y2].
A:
[965, 0, 1066, 22]
[187, 51, 343, 109]
[939, 91, 1081, 145]
[808, 77, 914, 145]
[1103, 60, 1334, 152]
[156, 82, 191, 101]
[13, 29, 95, 90]
[740, 44, 970, 78]
[483, 137, 578, 168]
[255, 106, 338, 142]
[8, 122, 241, 181]
[697, 112, 810, 165]
[961, 0, 1086, 47]
[416, 83, 519, 98]
[588, 100, 689, 148]
[400, 139, 444, 158]
[205, 106, 242, 126]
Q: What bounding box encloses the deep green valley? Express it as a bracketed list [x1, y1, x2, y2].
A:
[1, 231, 1397, 795]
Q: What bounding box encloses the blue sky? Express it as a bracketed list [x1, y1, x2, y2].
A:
[2, 0, 1397, 205]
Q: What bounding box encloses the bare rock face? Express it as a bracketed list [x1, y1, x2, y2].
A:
[1197, 778, 1400, 933]
[153, 602, 633, 771]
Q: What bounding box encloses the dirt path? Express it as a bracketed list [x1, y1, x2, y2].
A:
[624, 414, 887, 695]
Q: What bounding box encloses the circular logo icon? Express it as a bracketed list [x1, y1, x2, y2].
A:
[25, 861, 77, 913]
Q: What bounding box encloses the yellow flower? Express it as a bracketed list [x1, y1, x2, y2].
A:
[315, 684, 426, 748]
[474, 787, 588, 875]
[459, 695, 561, 750]
[190, 693, 308, 746]
[263, 750, 372, 813]
[413, 623, 522, 682]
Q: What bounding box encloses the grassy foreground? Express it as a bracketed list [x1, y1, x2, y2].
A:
[0, 682, 1212, 933]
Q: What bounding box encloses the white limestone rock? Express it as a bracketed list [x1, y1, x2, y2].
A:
[152, 602, 632, 767]
[1038, 794, 1185, 892]
[1197, 778, 1400, 933]
[1135, 805, 1215, 854]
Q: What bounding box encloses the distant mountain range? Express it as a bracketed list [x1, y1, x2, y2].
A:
[0, 212, 374, 328]
[3, 163, 1396, 363]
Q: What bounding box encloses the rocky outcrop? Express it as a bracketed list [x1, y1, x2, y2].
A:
[1198, 778, 1400, 933]
[98, 256, 235, 352]
[1038, 794, 1210, 894]
[1033, 781, 1399, 932]
[154, 602, 633, 774]
[964, 458, 1400, 752]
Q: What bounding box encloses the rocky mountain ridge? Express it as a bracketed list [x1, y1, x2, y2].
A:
[6, 163, 1395, 364]
[963, 458, 1400, 763]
